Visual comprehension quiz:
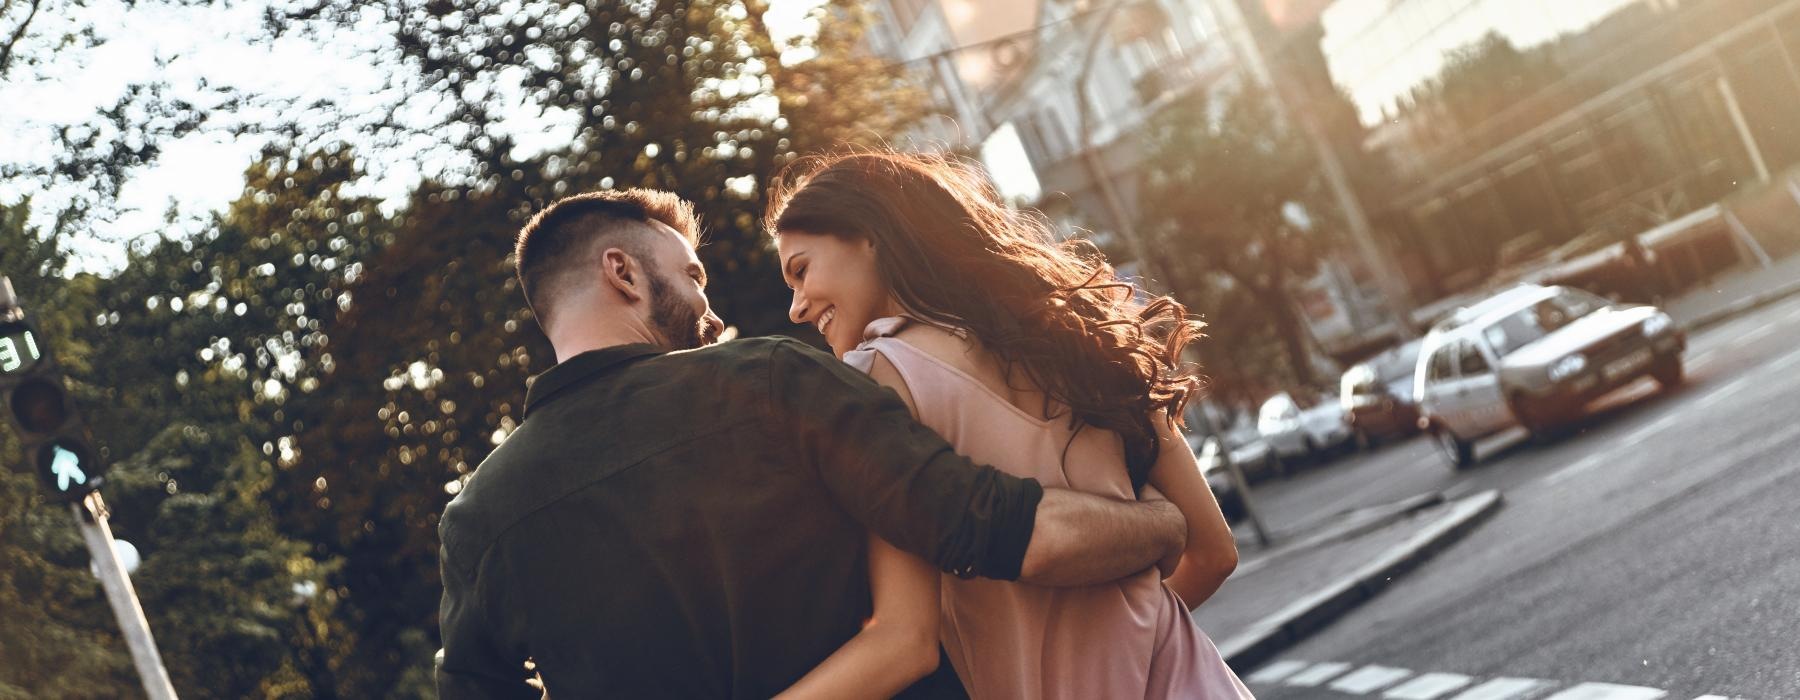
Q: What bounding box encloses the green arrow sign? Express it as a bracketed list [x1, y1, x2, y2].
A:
[51, 445, 86, 492]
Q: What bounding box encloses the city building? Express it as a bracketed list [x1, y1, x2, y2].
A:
[864, 0, 1398, 359]
[1313, 0, 1800, 298]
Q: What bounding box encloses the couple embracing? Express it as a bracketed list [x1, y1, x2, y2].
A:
[437, 151, 1254, 699]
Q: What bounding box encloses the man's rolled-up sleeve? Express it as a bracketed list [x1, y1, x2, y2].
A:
[767, 340, 1044, 580]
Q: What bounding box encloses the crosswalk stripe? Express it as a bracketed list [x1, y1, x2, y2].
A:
[1286, 661, 1356, 687]
[1448, 677, 1554, 700]
[1246, 660, 1311, 684]
[1330, 665, 1416, 694]
[1385, 673, 1477, 700]
[1541, 682, 1667, 700]
[1690, 696, 1737, 700]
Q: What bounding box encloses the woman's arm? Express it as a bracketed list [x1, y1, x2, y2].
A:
[775, 351, 944, 699]
[1146, 413, 1239, 609]
[774, 535, 943, 699]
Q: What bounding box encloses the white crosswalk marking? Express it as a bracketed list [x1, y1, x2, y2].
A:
[1330, 665, 1415, 694]
[1448, 677, 1554, 700]
[1246, 660, 1312, 684]
[1541, 682, 1667, 700]
[1286, 661, 1355, 687]
[1250, 658, 1738, 700]
[1385, 673, 1477, 700]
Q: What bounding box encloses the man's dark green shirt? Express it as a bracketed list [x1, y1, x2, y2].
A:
[437, 337, 1046, 698]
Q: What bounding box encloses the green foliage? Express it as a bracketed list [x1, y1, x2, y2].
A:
[241, 3, 928, 695]
[1423, 32, 1565, 132]
[1139, 80, 1329, 388]
[0, 147, 359, 696]
[1, 2, 923, 695]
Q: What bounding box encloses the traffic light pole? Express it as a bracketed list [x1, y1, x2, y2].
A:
[72, 492, 178, 700]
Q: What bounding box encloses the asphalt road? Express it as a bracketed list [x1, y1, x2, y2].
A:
[1237, 291, 1800, 699]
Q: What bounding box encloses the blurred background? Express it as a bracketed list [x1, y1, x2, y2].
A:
[3, 0, 1799, 696]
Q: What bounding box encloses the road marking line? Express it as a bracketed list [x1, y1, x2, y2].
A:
[1448, 677, 1554, 700]
[1544, 453, 1608, 487]
[1787, 303, 1800, 321]
[1330, 665, 1415, 694]
[1617, 413, 1683, 447]
[1690, 695, 1738, 700]
[1541, 682, 1668, 699]
[1735, 324, 1775, 344]
[1692, 374, 1756, 412]
[1245, 660, 1311, 684]
[1285, 661, 1355, 687]
[1768, 344, 1800, 374]
[1385, 673, 1476, 700]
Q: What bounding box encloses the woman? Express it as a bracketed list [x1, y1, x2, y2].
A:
[766, 151, 1251, 699]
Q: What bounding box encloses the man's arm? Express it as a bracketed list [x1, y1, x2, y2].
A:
[437, 542, 540, 700]
[769, 340, 1183, 586]
[1018, 489, 1186, 586]
[769, 340, 1040, 579]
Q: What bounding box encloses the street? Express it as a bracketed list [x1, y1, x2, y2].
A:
[1235, 290, 1800, 699]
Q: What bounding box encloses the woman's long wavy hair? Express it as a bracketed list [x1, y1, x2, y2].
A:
[765, 150, 1206, 491]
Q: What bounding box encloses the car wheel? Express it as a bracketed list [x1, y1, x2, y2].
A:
[1652, 357, 1683, 389]
[1267, 454, 1287, 479]
[1354, 429, 1373, 452]
[1302, 437, 1319, 462]
[1434, 426, 1474, 469]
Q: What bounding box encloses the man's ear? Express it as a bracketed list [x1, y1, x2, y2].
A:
[601, 248, 645, 303]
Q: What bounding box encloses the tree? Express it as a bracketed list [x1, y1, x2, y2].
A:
[1429, 32, 1566, 132]
[246, 1, 927, 694]
[0, 146, 380, 697]
[0, 201, 138, 699]
[1139, 80, 1328, 388]
[0, 0, 235, 240]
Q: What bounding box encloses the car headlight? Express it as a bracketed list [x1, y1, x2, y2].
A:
[1549, 354, 1588, 382]
[1642, 312, 1673, 336]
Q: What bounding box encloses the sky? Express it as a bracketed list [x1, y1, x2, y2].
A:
[0, 0, 825, 274]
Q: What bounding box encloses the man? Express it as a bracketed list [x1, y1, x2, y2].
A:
[437, 189, 1187, 698]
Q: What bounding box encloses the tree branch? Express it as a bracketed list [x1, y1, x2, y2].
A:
[0, 0, 44, 80]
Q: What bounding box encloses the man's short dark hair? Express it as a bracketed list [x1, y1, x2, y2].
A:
[515, 189, 702, 330]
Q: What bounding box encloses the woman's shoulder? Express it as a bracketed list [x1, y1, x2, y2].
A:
[870, 317, 980, 374]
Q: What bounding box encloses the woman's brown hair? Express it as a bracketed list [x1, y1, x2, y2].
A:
[766, 150, 1205, 491]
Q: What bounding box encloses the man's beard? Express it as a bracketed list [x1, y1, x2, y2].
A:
[647, 268, 715, 350]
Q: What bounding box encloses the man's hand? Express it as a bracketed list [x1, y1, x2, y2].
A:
[1016, 488, 1187, 587]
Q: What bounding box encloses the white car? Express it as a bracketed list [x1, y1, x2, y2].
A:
[1413, 284, 1685, 467]
[1257, 391, 1355, 462]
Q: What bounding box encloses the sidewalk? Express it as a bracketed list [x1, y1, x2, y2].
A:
[1661, 253, 1800, 331]
[1195, 490, 1503, 672]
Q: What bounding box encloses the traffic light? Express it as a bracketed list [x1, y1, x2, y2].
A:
[0, 278, 104, 502]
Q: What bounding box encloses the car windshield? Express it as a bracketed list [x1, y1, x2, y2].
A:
[1480, 290, 1608, 356]
[1372, 340, 1424, 383]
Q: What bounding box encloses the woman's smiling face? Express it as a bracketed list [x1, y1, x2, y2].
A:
[776, 230, 897, 358]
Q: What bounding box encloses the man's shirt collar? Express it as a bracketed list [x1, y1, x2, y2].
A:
[524, 343, 666, 417]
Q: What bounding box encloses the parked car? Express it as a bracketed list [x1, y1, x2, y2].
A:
[1256, 391, 1355, 462]
[1340, 339, 1424, 446]
[1184, 420, 1282, 523]
[1413, 284, 1686, 467]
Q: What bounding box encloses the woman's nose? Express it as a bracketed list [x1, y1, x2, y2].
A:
[788, 290, 809, 325]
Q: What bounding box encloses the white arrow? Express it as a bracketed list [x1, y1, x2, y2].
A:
[52, 445, 86, 491]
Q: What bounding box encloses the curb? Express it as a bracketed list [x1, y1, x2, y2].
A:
[1235, 492, 1447, 579]
[1216, 490, 1504, 673]
[1680, 278, 1800, 333]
